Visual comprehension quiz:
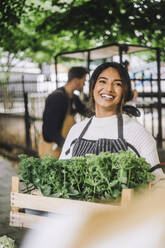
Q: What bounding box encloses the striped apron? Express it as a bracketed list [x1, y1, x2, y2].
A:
[70, 114, 140, 157]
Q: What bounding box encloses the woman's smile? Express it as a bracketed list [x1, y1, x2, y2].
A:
[100, 93, 115, 100]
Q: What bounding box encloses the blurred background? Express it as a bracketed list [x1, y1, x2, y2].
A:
[1, 0, 165, 162]
[0, 0, 165, 160]
[0, 0, 165, 247]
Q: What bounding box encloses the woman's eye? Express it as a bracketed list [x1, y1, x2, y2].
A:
[113, 81, 122, 87]
[98, 80, 106, 84]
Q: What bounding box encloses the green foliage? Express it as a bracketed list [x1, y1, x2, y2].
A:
[1, 0, 165, 63]
[18, 150, 155, 202]
[0, 0, 25, 31]
[0, 235, 15, 248]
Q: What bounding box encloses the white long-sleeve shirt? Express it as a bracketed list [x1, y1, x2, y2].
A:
[60, 114, 164, 182]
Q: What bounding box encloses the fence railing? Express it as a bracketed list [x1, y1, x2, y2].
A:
[0, 75, 165, 151]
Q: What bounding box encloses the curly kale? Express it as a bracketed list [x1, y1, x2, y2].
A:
[18, 150, 155, 202]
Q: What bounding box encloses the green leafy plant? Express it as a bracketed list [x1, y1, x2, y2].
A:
[0, 235, 15, 248]
[18, 150, 155, 202]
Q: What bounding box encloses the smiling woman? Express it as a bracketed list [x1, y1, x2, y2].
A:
[59, 62, 165, 186]
[89, 62, 133, 116]
[93, 67, 123, 117]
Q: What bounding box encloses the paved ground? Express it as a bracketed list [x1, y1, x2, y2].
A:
[0, 156, 26, 248]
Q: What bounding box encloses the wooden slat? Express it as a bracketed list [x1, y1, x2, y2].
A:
[10, 177, 135, 229]
[11, 192, 118, 214]
[121, 189, 134, 206]
[11, 176, 19, 212]
[148, 182, 152, 190]
[10, 211, 48, 229]
[11, 176, 19, 192]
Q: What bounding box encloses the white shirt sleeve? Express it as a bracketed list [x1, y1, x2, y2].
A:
[122, 116, 160, 167]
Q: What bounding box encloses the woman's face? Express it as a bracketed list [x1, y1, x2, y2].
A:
[93, 67, 123, 117]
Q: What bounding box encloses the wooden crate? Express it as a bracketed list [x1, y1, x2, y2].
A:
[10, 176, 134, 229]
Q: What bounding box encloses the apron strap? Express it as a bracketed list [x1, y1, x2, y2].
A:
[79, 114, 122, 140]
[65, 139, 77, 155]
[79, 117, 93, 139]
[118, 113, 124, 139]
[66, 115, 122, 156]
[65, 117, 93, 155]
[118, 114, 141, 158]
[149, 164, 165, 173]
[126, 142, 141, 157]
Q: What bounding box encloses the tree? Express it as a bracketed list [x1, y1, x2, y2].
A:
[35, 0, 165, 58]
[0, 0, 165, 64]
[0, 0, 26, 45]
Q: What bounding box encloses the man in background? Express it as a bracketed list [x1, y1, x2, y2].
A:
[38, 66, 89, 158]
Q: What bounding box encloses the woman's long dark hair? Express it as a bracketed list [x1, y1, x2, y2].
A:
[88, 62, 140, 117]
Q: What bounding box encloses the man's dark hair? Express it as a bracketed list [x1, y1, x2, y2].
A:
[68, 67, 88, 82]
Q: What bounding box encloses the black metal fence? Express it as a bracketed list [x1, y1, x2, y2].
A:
[131, 75, 165, 148]
[0, 74, 165, 151]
